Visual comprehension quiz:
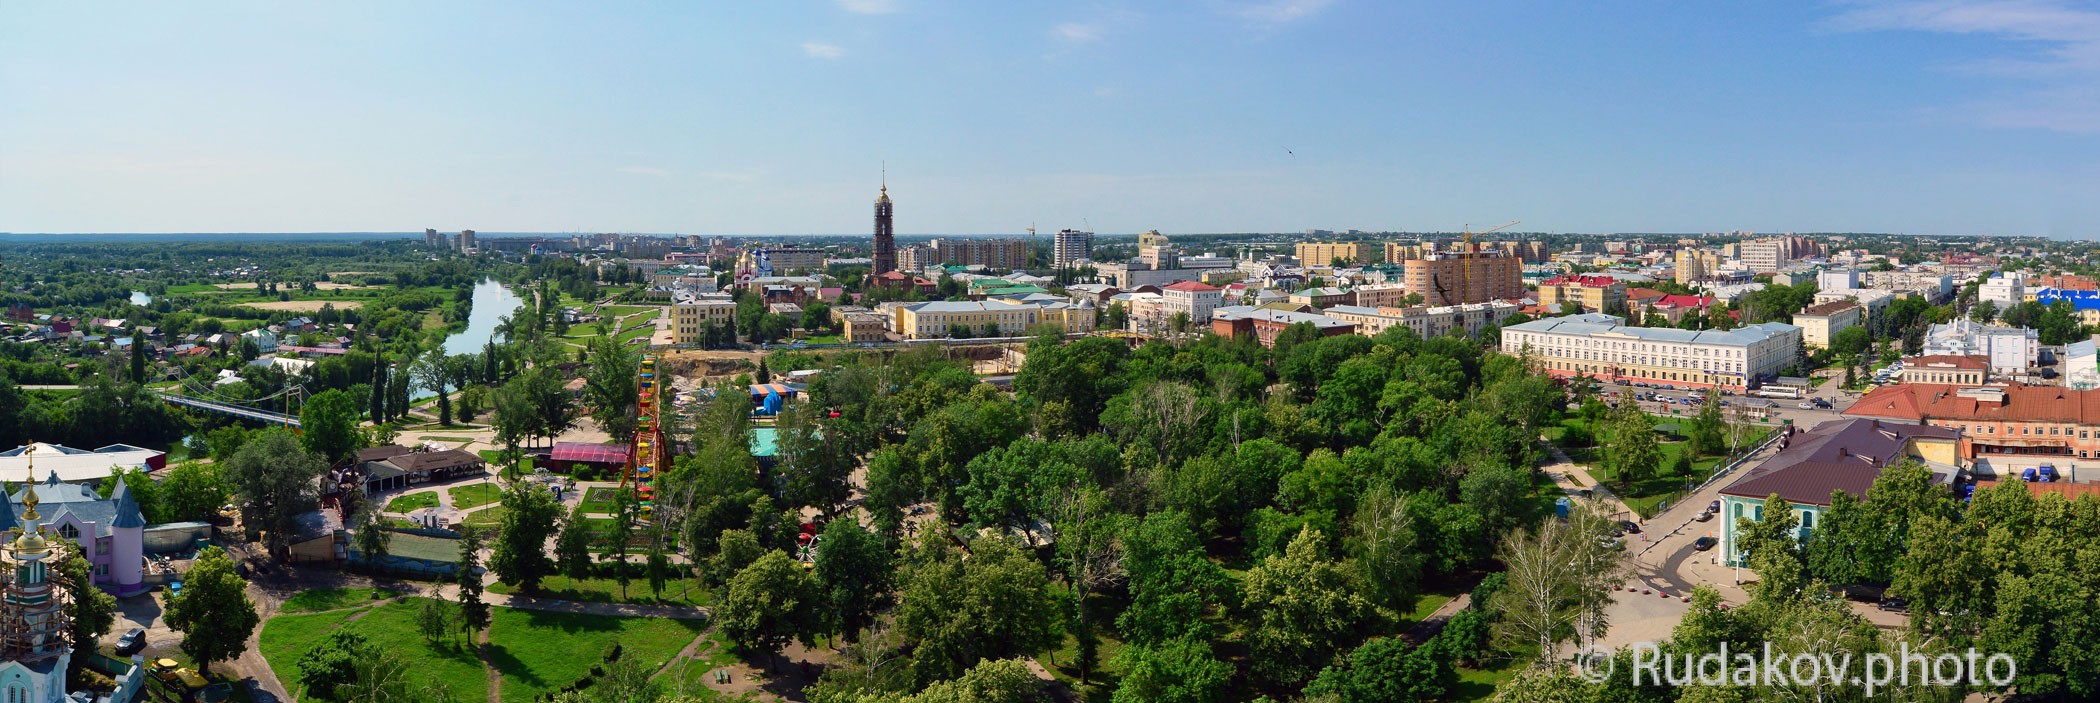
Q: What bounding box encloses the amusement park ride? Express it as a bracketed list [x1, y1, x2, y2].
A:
[622, 353, 666, 516]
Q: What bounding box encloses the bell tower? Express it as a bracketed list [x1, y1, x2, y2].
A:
[872, 168, 896, 275]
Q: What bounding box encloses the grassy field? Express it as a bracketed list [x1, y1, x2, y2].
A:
[449, 483, 502, 510]
[262, 599, 705, 703]
[385, 491, 439, 513]
[466, 505, 508, 526]
[278, 588, 395, 614]
[601, 305, 655, 318]
[1550, 414, 1766, 517]
[578, 487, 628, 515]
[487, 606, 708, 703]
[487, 574, 710, 607]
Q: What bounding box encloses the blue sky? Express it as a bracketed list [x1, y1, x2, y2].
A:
[4, 1, 2100, 236]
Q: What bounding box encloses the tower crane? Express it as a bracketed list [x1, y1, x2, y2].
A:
[1456, 220, 1520, 305]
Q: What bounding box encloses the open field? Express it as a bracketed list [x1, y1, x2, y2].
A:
[385, 491, 439, 513]
[213, 282, 375, 291]
[240, 300, 365, 312]
[487, 606, 708, 702]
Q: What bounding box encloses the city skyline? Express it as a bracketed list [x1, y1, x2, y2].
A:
[6, 1, 2100, 237]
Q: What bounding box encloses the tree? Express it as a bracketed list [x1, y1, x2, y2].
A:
[455, 526, 491, 641]
[159, 460, 229, 523]
[607, 487, 641, 596]
[355, 506, 392, 565]
[1830, 326, 1872, 359]
[300, 388, 366, 465]
[418, 590, 452, 645]
[60, 546, 117, 674]
[554, 504, 595, 583]
[224, 429, 326, 555]
[490, 480, 562, 593]
[1239, 527, 1381, 685]
[1598, 404, 1661, 488]
[583, 335, 640, 443]
[1686, 389, 1726, 458]
[413, 349, 453, 426]
[895, 532, 1061, 686]
[1734, 494, 1807, 601]
[297, 630, 374, 701]
[1118, 511, 1234, 647]
[1110, 637, 1233, 703]
[129, 332, 147, 382]
[718, 551, 818, 657]
[1303, 636, 1455, 703]
[165, 546, 260, 676]
[814, 519, 892, 642]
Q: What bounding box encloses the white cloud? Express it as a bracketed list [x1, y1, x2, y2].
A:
[837, 0, 897, 15]
[1826, 0, 2100, 133]
[617, 166, 671, 177]
[801, 41, 846, 60]
[1234, 0, 1335, 25]
[1053, 22, 1103, 43]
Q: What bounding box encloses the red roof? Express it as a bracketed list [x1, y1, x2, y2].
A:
[1845, 382, 2100, 424]
[1541, 274, 1619, 288]
[550, 442, 630, 465]
[1163, 281, 1221, 292]
[1626, 288, 1669, 301]
[1652, 294, 1715, 310]
[1905, 355, 1987, 370]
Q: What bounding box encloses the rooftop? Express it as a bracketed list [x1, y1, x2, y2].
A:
[1503, 313, 1799, 346]
[1799, 300, 1861, 317]
[1845, 382, 2100, 424]
[1720, 419, 1960, 505]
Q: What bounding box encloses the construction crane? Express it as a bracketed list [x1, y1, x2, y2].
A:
[1455, 220, 1521, 305]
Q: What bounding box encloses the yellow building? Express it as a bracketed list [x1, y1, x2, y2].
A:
[895, 300, 1096, 339]
[671, 298, 737, 345]
[1675, 249, 1721, 284]
[1296, 242, 1361, 267]
[1534, 275, 1627, 313]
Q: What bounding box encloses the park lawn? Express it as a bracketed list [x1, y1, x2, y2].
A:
[487, 607, 708, 703]
[616, 323, 658, 345]
[659, 631, 745, 700]
[602, 305, 654, 318]
[385, 491, 439, 513]
[1453, 658, 1527, 702]
[1397, 593, 1456, 630]
[260, 599, 490, 702]
[416, 435, 476, 443]
[578, 487, 628, 515]
[475, 450, 536, 473]
[279, 588, 395, 614]
[449, 483, 502, 510]
[256, 608, 361, 693]
[1618, 441, 1726, 518]
[487, 574, 709, 607]
[465, 505, 508, 526]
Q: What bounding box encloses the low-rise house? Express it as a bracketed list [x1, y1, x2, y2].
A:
[1716, 419, 1962, 566]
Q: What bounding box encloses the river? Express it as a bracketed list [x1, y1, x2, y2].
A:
[443, 279, 525, 355]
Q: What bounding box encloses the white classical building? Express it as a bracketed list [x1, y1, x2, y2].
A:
[1499, 313, 1802, 391]
[1921, 319, 2038, 375]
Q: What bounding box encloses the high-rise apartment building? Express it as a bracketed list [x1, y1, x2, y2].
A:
[1053, 229, 1093, 269]
[453, 230, 477, 252]
[1675, 249, 1721, 284]
[424, 228, 445, 248]
[1296, 242, 1361, 267]
[872, 184, 897, 275]
[1738, 240, 1785, 272]
[908, 238, 1030, 271]
[1403, 250, 1523, 306]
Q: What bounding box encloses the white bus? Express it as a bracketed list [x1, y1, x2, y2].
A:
[1753, 386, 1802, 400]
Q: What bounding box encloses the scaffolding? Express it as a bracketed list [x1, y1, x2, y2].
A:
[1, 498, 77, 667]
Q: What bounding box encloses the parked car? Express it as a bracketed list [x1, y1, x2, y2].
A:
[1693, 537, 1718, 551]
[1599, 537, 1626, 551]
[2039, 465, 2061, 482]
[1877, 597, 1910, 613]
[115, 628, 146, 655]
[1798, 402, 1816, 409]
[1695, 509, 1713, 522]
[1708, 500, 1722, 514]
[1618, 520, 1643, 534]
[1813, 398, 1833, 409]
[2022, 466, 2041, 482]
